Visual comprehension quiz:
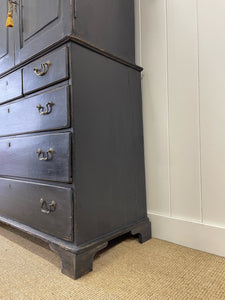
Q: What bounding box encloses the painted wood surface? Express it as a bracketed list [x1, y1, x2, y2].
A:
[0, 178, 73, 241]
[0, 70, 22, 104]
[198, 0, 225, 227]
[139, 0, 170, 215]
[166, 0, 201, 221]
[137, 0, 225, 246]
[0, 0, 14, 74]
[0, 132, 71, 182]
[23, 47, 69, 95]
[0, 85, 70, 136]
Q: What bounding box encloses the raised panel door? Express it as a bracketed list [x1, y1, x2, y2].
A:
[0, 0, 14, 74]
[22, 0, 60, 43]
[15, 0, 71, 64]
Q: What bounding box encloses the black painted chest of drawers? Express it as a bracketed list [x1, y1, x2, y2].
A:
[0, 0, 151, 279]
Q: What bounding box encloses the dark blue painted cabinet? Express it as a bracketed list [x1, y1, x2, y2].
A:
[0, 0, 135, 74]
[0, 0, 14, 74]
[0, 0, 151, 279]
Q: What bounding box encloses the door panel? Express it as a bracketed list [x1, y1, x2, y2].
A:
[0, 0, 8, 59]
[15, 0, 71, 64]
[0, 0, 14, 74]
[22, 0, 59, 42]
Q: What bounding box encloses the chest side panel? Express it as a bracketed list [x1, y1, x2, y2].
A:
[74, 0, 135, 62]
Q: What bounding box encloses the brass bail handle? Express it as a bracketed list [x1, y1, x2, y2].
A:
[36, 148, 54, 161]
[33, 61, 50, 76]
[36, 101, 54, 115]
[40, 198, 56, 214]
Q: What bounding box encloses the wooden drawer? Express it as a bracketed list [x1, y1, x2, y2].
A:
[0, 70, 22, 104]
[0, 85, 70, 137]
[0, 178, 73, 241]
[23, 47, 69, 94]
[0, 132, 71, 183]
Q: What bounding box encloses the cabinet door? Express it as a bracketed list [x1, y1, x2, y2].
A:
[0, 0, 14, 74]
[15, 0, 71, 64]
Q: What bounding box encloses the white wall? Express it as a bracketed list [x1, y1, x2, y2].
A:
[135, 0, 225, 256]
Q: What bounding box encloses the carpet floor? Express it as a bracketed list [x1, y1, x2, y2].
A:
[0, 224, 225, 300]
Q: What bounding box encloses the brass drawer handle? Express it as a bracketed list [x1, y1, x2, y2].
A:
[33, 61, 50, 76]
[40, 198, 56, 214]
[36, 101, 54, 115]
[37, 148, 54, 161]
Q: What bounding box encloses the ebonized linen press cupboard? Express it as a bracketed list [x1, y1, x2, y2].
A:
[0, 0, 151, 279]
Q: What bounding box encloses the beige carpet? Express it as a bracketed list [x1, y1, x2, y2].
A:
[0, 224, 225, 300]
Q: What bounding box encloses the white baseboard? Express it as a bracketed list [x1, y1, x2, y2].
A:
[148, 212, 225, 257]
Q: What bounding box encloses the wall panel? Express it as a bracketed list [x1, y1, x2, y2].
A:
[136, 0, 225, 255]
[198, 0, 225, 227]
[140, 0, 170, 215]
[167, 0, 201, 221]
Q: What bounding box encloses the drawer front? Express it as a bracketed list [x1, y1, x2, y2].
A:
[0, 179, 73, 241]
[0, 85, 70, 137]
[23, 47, 69, 94]
[0, 132, 71, 183]
[0, 70, 22, 104]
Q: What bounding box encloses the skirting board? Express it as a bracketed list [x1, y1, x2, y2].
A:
[148, 213, 225, 257]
